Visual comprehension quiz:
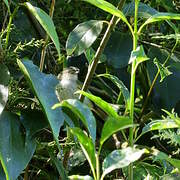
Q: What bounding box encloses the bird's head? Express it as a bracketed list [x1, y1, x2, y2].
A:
[58, 66, 79, 81]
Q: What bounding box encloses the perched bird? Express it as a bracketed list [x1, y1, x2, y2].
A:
[55, 66, 92, 107]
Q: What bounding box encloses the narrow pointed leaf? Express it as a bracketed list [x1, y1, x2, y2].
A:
[98, 74, 130, 108]
[100, 116, 132, 148]
[139, 13, 180, 33]
[82, 0, 130, 28]
[77, 91, 119, 118]
[17, 59, 64, 142]
[3, 0, 10, 14]
[102, 147, 146, 179]
[142, 119, 179, 135]
[70, 128, 96, 176]
[66, 20, 103, 56]
[69, 175, 93, 180]
[0, 64, 10, 115]
[25, 2, 60, 58]
[154, 58, 172, 82]
[54, 99, 96, 144]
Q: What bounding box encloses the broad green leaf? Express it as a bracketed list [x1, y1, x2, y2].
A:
[0, 64, 10, 115]
[98, 74, 130, 108]
[123, 2, 158, 18]
[49, 151, 68, 179]
[153, 150, 180, 171]
[17, 59, 64, 143]
[0, 111, 36, 180]
[104, 32, 133, 68]
[53, 99, 96, 144]
[77, 91, 119, 118]
[100, 116, 132, 149]
[70, 128, 96, 177]
[25, 2, 60, 58]
[69, 175, 93, 180]
[102, 147, 146, 179]
[142, 119, 179, 135]
[139, 13, 180, 33]
[129, 45, 149, 74]
[154, 58, 172, 82]
[82, 0, 132, 33]
[66, 20, 103, 56]
[3, 0, 10, 14]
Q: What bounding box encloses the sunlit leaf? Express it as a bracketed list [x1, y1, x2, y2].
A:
[17, 59, 64, 144]
[69, 175, 93, 180]
[53, 99, 96, 144]
[102, 147, 146, 179]
[25, 2, 60, 58]
[77, 91, 119, 118]
[142, 119, 179, 135]
[0, 64, 10, 115]
[82, 0, 131, 31]
[139, 13, 180, 33]
[98, 74, 130, 108]
[0, 111, 36, 180]
[66, 20, 103, 56]
[70, 128, 96, 176]
[100, 116, 132, 149]
[154, 58, 172, 82]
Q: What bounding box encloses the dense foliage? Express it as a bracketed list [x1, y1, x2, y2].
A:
[0, 0, 180, 179]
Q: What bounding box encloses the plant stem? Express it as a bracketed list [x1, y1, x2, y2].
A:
[39, 0, 55, 72]
[139, 38, 179, 120]
[96, 153, 100, 180]
[128, 0, 139, 179]
[79, 0, 127, 102]
[5, 6, 19, 50]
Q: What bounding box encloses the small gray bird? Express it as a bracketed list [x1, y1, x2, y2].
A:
[55, 66, 80, 102]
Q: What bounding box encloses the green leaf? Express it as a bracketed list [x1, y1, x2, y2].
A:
[153, 150, 180, 171]
[54, 99, 96, 144]
[100, 116, 132, 148]
[49, 151, 68, 179]
[102, 147, 146, 179]
[0, 64, 10, 115]
[69, 175, 93, 180]
[0, 111, 36, 180]
[142, 119, 179, 135]
[104, 32, 133, 68]
[82, 0, 131, 31]
[129, 45, 149, 73]
[154, 58, 172, 82]
[66, 20, 103, 56]
[25, 2, 60, 58]
[139, 13, 180, 33]
[70, 128, 96, 177]
[17, 59, 64, 143]
[98, 74, 130, 108]
[77, 90, 119, 118]
[3, 0, 10, 14]
[123, 2, 158, 18]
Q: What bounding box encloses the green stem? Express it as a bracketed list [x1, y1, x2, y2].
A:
[39, 0, 55, 72]
[139, 38, 179, 120]
[128, 0, 139, 179]
[96, 153, 100, 180]
[79, 0, 128, 102]
[5, 6, 19, 50]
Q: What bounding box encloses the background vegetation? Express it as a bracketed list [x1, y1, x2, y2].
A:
[0, 0, 180, 179]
